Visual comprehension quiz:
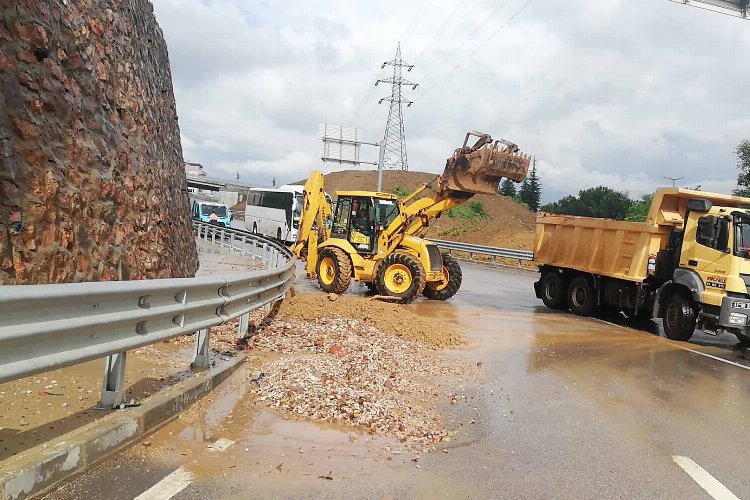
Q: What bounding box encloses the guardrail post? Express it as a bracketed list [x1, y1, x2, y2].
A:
[101, 352, 127, 408]
[192, 328, 210, 369]
[237, 312, 250, 339]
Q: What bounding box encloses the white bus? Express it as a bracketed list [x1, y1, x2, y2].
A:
[244, 185, 304, 243]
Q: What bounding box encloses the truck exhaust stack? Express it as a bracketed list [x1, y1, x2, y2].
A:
[440, 131, 531, 196]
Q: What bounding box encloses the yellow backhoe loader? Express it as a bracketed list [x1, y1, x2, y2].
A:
[292, 131, 531, 303]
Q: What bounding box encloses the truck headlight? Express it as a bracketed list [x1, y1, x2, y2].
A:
[729, 312, 748, 325]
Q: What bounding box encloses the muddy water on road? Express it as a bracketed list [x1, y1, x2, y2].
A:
[51, 263, 750, 498]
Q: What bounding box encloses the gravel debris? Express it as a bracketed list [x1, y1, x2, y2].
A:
[277, 293, 465, 348]
[250, 317, 474, 447]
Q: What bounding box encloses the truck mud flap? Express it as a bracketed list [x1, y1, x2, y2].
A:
[533, 279, 542, 299]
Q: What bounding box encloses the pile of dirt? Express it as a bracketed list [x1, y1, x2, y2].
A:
[321, 170, 536, 250]
[277, 292, 464, 348]
[250, 318, 471, 447]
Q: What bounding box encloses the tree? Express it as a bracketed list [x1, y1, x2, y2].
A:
[519, 160, 542, 211]
[625, 194, 654, 222]
[541, 186, 634, 220]
[499, 178, 517, 197]
[733, 139, 750, 197]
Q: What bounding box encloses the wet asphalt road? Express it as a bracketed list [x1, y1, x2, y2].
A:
[47, 262, 750, 499]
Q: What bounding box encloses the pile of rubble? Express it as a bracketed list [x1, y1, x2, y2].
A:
[277, 293, 464, 348]
[249, 318, 473, 447]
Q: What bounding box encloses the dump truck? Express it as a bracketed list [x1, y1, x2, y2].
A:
[533, 188, 750, 344]
[293, 131, 531, 303]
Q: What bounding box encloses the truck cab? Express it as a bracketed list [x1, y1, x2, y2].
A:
[667, 202, 750, 342]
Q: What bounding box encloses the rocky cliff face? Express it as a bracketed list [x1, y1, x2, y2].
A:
[0, 0, 198, 284]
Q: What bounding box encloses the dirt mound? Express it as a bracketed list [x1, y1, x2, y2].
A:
[321, 170, 535, 250]
[251, 317, 469, 446]
[277, 292, 464, 348]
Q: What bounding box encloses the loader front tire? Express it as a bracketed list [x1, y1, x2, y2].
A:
[316, 247, 352, 294]
[424, 253, 462, 301]
[377, 253, 426, 304]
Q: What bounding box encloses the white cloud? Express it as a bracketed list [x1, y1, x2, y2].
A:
[153, 0, 749, 203]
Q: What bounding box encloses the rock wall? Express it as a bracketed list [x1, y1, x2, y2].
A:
[0, 0, 198, 284]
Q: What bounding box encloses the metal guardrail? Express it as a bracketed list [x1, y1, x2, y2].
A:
[0, 221, 295, 407]
[428, 239, 534, 262]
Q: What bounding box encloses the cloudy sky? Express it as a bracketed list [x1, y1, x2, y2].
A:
[151, 0, 750, 203]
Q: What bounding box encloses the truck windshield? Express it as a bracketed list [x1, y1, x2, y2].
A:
[735, 217, 750, 257]
[201, 204, 227, 217]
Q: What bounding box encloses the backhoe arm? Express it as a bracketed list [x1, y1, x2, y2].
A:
[381, 131, 531, 249]
[292, 171, 331, 277]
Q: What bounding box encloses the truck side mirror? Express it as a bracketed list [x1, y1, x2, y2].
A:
[687, 198, 712, 213]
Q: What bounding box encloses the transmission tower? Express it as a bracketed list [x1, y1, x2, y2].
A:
[375, 44, 418, 171]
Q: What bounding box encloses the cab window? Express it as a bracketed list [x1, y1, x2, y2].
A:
[331, 198, 351, 238]
[696, 215, 729, 251]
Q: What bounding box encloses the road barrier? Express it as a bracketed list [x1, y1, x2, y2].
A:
[428, 239, 534, 264]
[0, 221, 295, 407]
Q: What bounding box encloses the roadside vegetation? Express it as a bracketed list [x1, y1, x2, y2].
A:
[446, 200, 487, 221]
[391, 186, 410, 197]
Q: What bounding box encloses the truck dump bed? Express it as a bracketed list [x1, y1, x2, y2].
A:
[534, 215, 670, 283]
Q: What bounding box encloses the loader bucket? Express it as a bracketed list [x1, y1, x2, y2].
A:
[440, 132, 531, 195]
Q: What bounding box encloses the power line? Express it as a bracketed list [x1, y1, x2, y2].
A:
[399, 0, 435, 46]
[418, 0, 512, 84]
[413, 0, 473, 64]
[419, 0, 534, 98]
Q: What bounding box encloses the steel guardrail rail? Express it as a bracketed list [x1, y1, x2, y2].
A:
[0, 221, 295, 385]
[428, 238, 534, 261]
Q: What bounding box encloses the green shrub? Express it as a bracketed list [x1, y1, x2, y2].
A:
[446, 201, 487, 220]
[391, 186, 410, 197]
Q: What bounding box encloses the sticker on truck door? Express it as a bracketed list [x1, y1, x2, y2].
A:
[731, 301, 750, 309]
[706, 275, 726, 289]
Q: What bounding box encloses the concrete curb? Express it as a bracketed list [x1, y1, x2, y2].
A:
[0, 354, 247, 500]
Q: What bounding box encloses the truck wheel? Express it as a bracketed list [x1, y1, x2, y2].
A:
[316, 247, 352, 294]
[663, 292, 696, 341]
[540, 272, 567, 310]
[424, 254, 462, 301]
[377, 252, 426, 304]
[567, 276, 595, 316]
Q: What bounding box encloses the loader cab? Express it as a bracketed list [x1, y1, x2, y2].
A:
[331, 192, 400, 254]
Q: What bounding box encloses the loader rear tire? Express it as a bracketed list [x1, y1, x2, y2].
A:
[424, 254, 462, 301]
[377, 253, 426, 304]
[316, 247, 352, 295]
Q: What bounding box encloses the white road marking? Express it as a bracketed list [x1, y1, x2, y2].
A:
[207, 438, 236, 452]
[134, 438, 235, 498]
[672, 456, 740, 500]
[134, 467, 194, 500]
[672, 345, 750, 372]
[596, 319, 750, 372]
